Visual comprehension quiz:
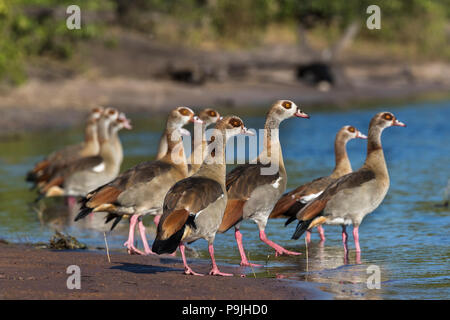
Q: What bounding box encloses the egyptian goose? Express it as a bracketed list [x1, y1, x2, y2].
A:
[37, 108, 128, 200]
[156, 128, 191, 160]
[151, 107, 220, 229]
[27, 107, 104, 187]
[291, 112, 406, 259]
[152, 116, 252, 276]
[109, 112, 130, 167]
[270, 125, 367, 242]
[217, 100, 309, 267]
[155, 108, 194, 160]
[75, 107, 201, 256]
[188, 108, 221, 175]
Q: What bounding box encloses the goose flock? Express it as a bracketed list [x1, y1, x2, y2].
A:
[27, 100, 406, 276]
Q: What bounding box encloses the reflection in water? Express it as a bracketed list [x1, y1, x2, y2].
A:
[33, 198, 128, 234]
[272, 243, 385, 299]
[1, 100, 449, 299]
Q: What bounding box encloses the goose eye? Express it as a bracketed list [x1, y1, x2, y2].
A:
[179, 108, 189, 116]
[208, 111, 216, 117]
[383, 113, 393, 120]
[348, 126, 355, 133]
[108, 110, 116, 115]
[282, 101, 292, 109]
[230, 118, 242, 127]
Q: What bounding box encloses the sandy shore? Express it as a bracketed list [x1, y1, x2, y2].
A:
[0, 242, 326, 300]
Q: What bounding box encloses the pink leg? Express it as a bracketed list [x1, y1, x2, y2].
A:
[259, 229, 301, 257]
[317, 225, 326, 242]
[208, 244, 233, 276]
[66, 196, 77, 209]
[235, 228, 262, 267]
[305, 230, 311, 243]
[123, 215, 145, 255]
[342, 225, 348, 253]
[153, 215, 161, 228]
[137, 219, 156, 255]
[353, 225, 361, 253]
[180, 242, 203, 276]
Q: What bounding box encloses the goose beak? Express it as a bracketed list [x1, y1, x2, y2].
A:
[123, 118, 133, 130]
[393, 119, 406, 127]
[190, 115, 204, 124]
[119, 113, 133, 130]
[356, 131, 367, 139]
[241, 127, 255, 136]
[294, 109, 310, 119]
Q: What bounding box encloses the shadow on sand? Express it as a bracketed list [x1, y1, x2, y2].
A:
[110, 262, 183, 274]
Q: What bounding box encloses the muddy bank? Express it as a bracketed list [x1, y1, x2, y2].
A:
[0, 75, 449, 137]
[0, 242, 326, 300]
[1, 32, 449, 136]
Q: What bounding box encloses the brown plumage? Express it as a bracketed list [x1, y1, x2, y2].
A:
[153, 116, 252, 276]
[85, 186, 123, 208]
[156, 176, 224, 246]
[75, 107, 198, 256]
[218, 199, 247, 233]
[218, 163, 280, 232]
[35, 109, 129, 200]
[82, 160, 173, 212]
[269, 125, 367, 231]
[217, 100, 309, 267]
[292, 112, 406, 259]
[292, 169, 376, 237]
[26, 107, 104, 186]
[160, 209, 190, 240]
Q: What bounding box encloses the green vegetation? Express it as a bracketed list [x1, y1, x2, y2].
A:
[0, 0, 110, 84]
[0, 0, 449, 84]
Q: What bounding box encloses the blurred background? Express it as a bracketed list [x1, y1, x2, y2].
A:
[0, 0, 449, 134]
[0, 1, 449, 299]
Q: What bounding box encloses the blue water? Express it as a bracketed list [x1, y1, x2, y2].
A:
[0, 100, 449, 299]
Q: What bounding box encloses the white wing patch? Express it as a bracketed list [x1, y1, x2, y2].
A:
[327, 217, 353, 225]
[272, 177, 282, 189]
[299, 190, 323, 204]
[92, 162, 105, 173]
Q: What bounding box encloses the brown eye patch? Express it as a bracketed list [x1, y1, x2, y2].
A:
[108, 109, 116, 115]
[282, 101, 292, 109]
[383, 113, 393, 121]
[348, 126, 355, 133]
[179, 108, 190, 116]
[208, 110, 217, 117]
[230, 118, 242, 128]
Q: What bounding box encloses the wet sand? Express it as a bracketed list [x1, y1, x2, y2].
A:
[0, 242, 325, 300]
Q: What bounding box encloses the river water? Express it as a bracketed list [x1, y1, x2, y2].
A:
[0, 99, 449, 299]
